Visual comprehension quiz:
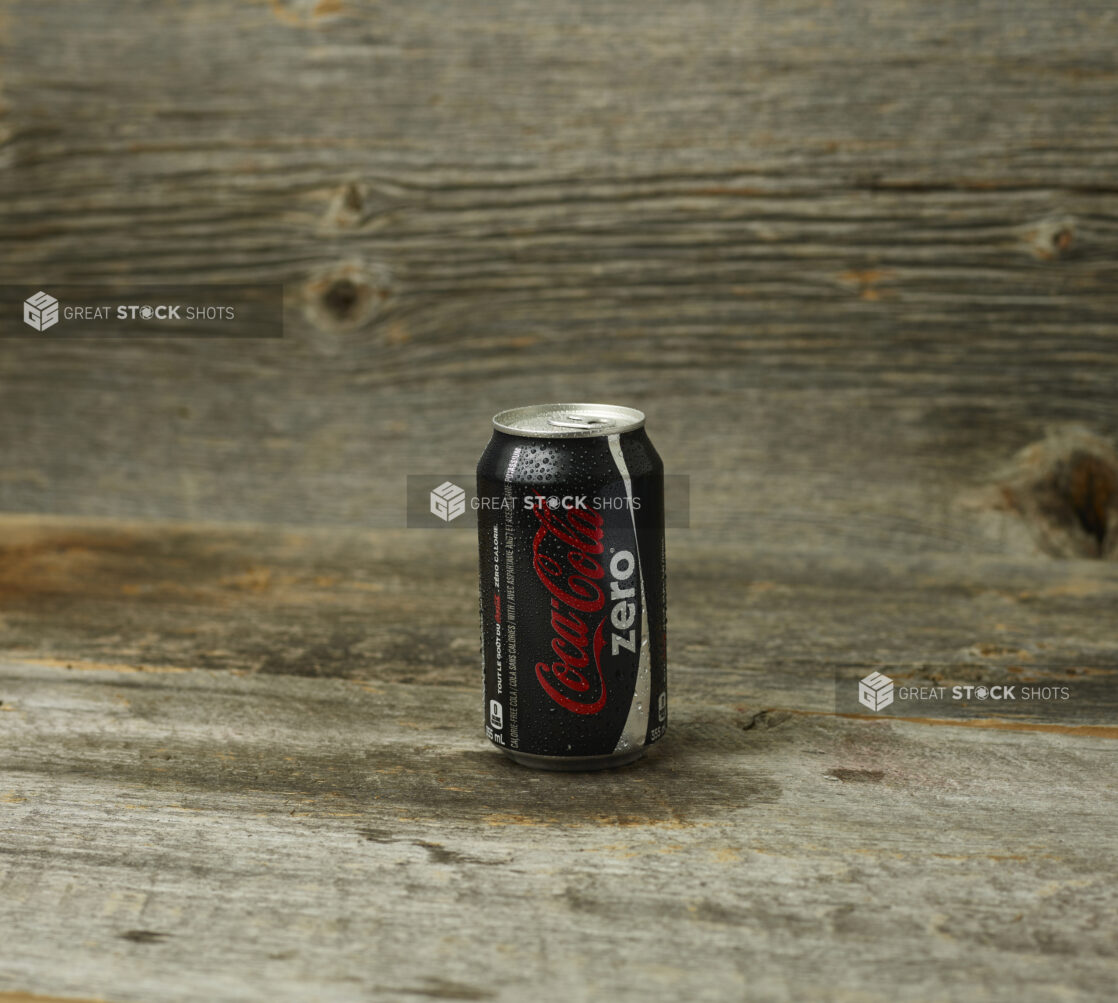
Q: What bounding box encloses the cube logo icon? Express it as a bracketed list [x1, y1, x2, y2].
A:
[858, 671, 894, 712]
[430, 480, 466, 522]
[24, 291, 60, 332]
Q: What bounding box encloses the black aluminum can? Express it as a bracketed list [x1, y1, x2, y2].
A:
[476, 403, 667, 770]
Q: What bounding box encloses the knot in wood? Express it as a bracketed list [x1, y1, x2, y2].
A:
[303, 261, 393, 334]
[997, 428, 1118, 558]
[1025, 216, 1076, 260]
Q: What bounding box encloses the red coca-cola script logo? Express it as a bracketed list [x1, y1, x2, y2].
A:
[531, 501, 608, 714]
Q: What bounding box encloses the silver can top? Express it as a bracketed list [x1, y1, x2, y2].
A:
[492, 402, 646, 438]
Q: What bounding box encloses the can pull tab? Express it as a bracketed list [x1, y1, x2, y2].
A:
[547, 412, 614, 430]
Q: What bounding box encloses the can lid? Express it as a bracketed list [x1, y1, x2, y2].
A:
[492, 402, 645, 438]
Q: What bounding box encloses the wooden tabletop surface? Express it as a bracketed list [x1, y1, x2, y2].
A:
[0, 516, 1115, 1002]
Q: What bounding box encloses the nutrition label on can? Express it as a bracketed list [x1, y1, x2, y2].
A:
[485, 521, 504, 745]
[502, 447, 521, 749]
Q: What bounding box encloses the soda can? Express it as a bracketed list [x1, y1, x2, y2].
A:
[476, 403, 667, 770]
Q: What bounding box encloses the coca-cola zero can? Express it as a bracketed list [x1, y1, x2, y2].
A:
[477, 403, 667, 770]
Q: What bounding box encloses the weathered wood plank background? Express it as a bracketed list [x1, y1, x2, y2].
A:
[1, 1, 1117, 1001]
[0, 0, 1115, 554]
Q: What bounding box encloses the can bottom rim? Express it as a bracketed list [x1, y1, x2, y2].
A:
[496, 745, 646, 772]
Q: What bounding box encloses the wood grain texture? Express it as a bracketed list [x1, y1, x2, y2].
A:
[0, 0, 1116, 554]
[2, 658, 1116, 1003]
[0, 515, 1115, 1000]
[0, 515, 1115, 722]
[0, 994, 112, 1003]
